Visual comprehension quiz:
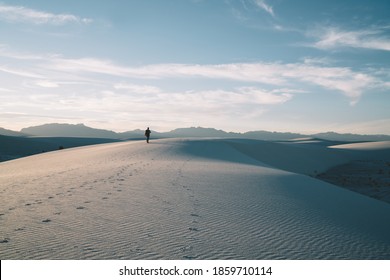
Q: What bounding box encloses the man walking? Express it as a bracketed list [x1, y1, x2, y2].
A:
[145, 127, 151, 143]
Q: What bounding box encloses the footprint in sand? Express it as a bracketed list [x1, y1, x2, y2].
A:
[180, 245, 193, 252]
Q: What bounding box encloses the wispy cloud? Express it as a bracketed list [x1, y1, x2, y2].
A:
[5, 53, 381, 102]
[0, 47, 385, 107]
[253, 0, 274, 17]
[0, 44, 45, 60]
[183, 87, 292, 107]
[0, 87, 14, 92]
[35, 80, 59, 88]
[1, 47, 389, 132]
[309, 27, 390, 52]
[37, 55, 382, 103]
[0, 3, 92, 25]
[0, 65, 44, 78]
[292, 65, 375, 105]
[136, 63, 374, 103]
[114, 83, 162, 94]
[235, 87, 293, 104]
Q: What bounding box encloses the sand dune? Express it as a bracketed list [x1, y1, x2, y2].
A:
[330, 141, 390, 150]
[0, 135, 120, 162]
[1, 138, 390, 259]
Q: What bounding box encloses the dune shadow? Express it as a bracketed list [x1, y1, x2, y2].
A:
[174, 138, 358, 177]
[176, 139, 270, 167]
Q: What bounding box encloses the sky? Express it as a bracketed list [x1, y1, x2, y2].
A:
[0, 0, 389, 134]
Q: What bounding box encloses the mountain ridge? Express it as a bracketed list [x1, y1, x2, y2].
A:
[2, 123, 390, 142]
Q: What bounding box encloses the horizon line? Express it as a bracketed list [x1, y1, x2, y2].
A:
[1, 122, 390, 137]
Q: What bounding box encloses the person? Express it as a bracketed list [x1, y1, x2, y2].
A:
[145, 127, 151, 143]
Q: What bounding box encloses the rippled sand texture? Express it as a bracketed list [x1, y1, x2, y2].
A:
[1, 138, 390, 259]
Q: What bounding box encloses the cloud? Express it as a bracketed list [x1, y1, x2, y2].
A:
[0, 65, 44, 78]
[179, 87, 292, 109]
[0, 87, 14, 92]
[48, 57, 134, 77]
[0, 3, 92, 25]
[114, 83, 161, 94]
[35, 80, 59, 88]
[235, 87, 293, 104]
[253, 0, 274, 17]
[1, 47, 384, 105]
[309, 27, 390, 52]
[126, 62, 376, 103]
[281, 63, 376, 104]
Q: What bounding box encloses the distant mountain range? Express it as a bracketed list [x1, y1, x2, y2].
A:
[1, 123, 389, 162]
[1, 123, 390, 142]
[0, 127, 28, 137]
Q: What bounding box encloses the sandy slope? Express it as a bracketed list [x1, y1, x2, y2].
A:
[1, 138, 390, 259]
[318, 141, 390, 203]
[0, 135, 120, 162]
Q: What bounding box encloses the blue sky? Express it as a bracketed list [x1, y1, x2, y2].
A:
[0, 0, 389, 134]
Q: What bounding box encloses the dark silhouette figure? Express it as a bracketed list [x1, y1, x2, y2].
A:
[145, 127, 151, 143]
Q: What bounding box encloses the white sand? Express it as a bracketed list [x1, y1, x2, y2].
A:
[330, 141, 390, 151]
[1, 138, 390, 259]
[317, 141, 390, 203]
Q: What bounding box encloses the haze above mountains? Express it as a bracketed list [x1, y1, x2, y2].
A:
[2, 123, 390, 142]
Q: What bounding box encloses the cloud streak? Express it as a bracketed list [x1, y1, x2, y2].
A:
[0, 50, 388, 132]
[47, 58, 377, 103]
[1, 46, 386, 132]
[45, 56, 377, 100]
[310, 27, 390, 52]
[114, 83, 162, 94]
[253, 0, 275, 17]
[0, 65, 44, 78]
[0, 4, 92, 25]
[0, 46, 382, 104]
